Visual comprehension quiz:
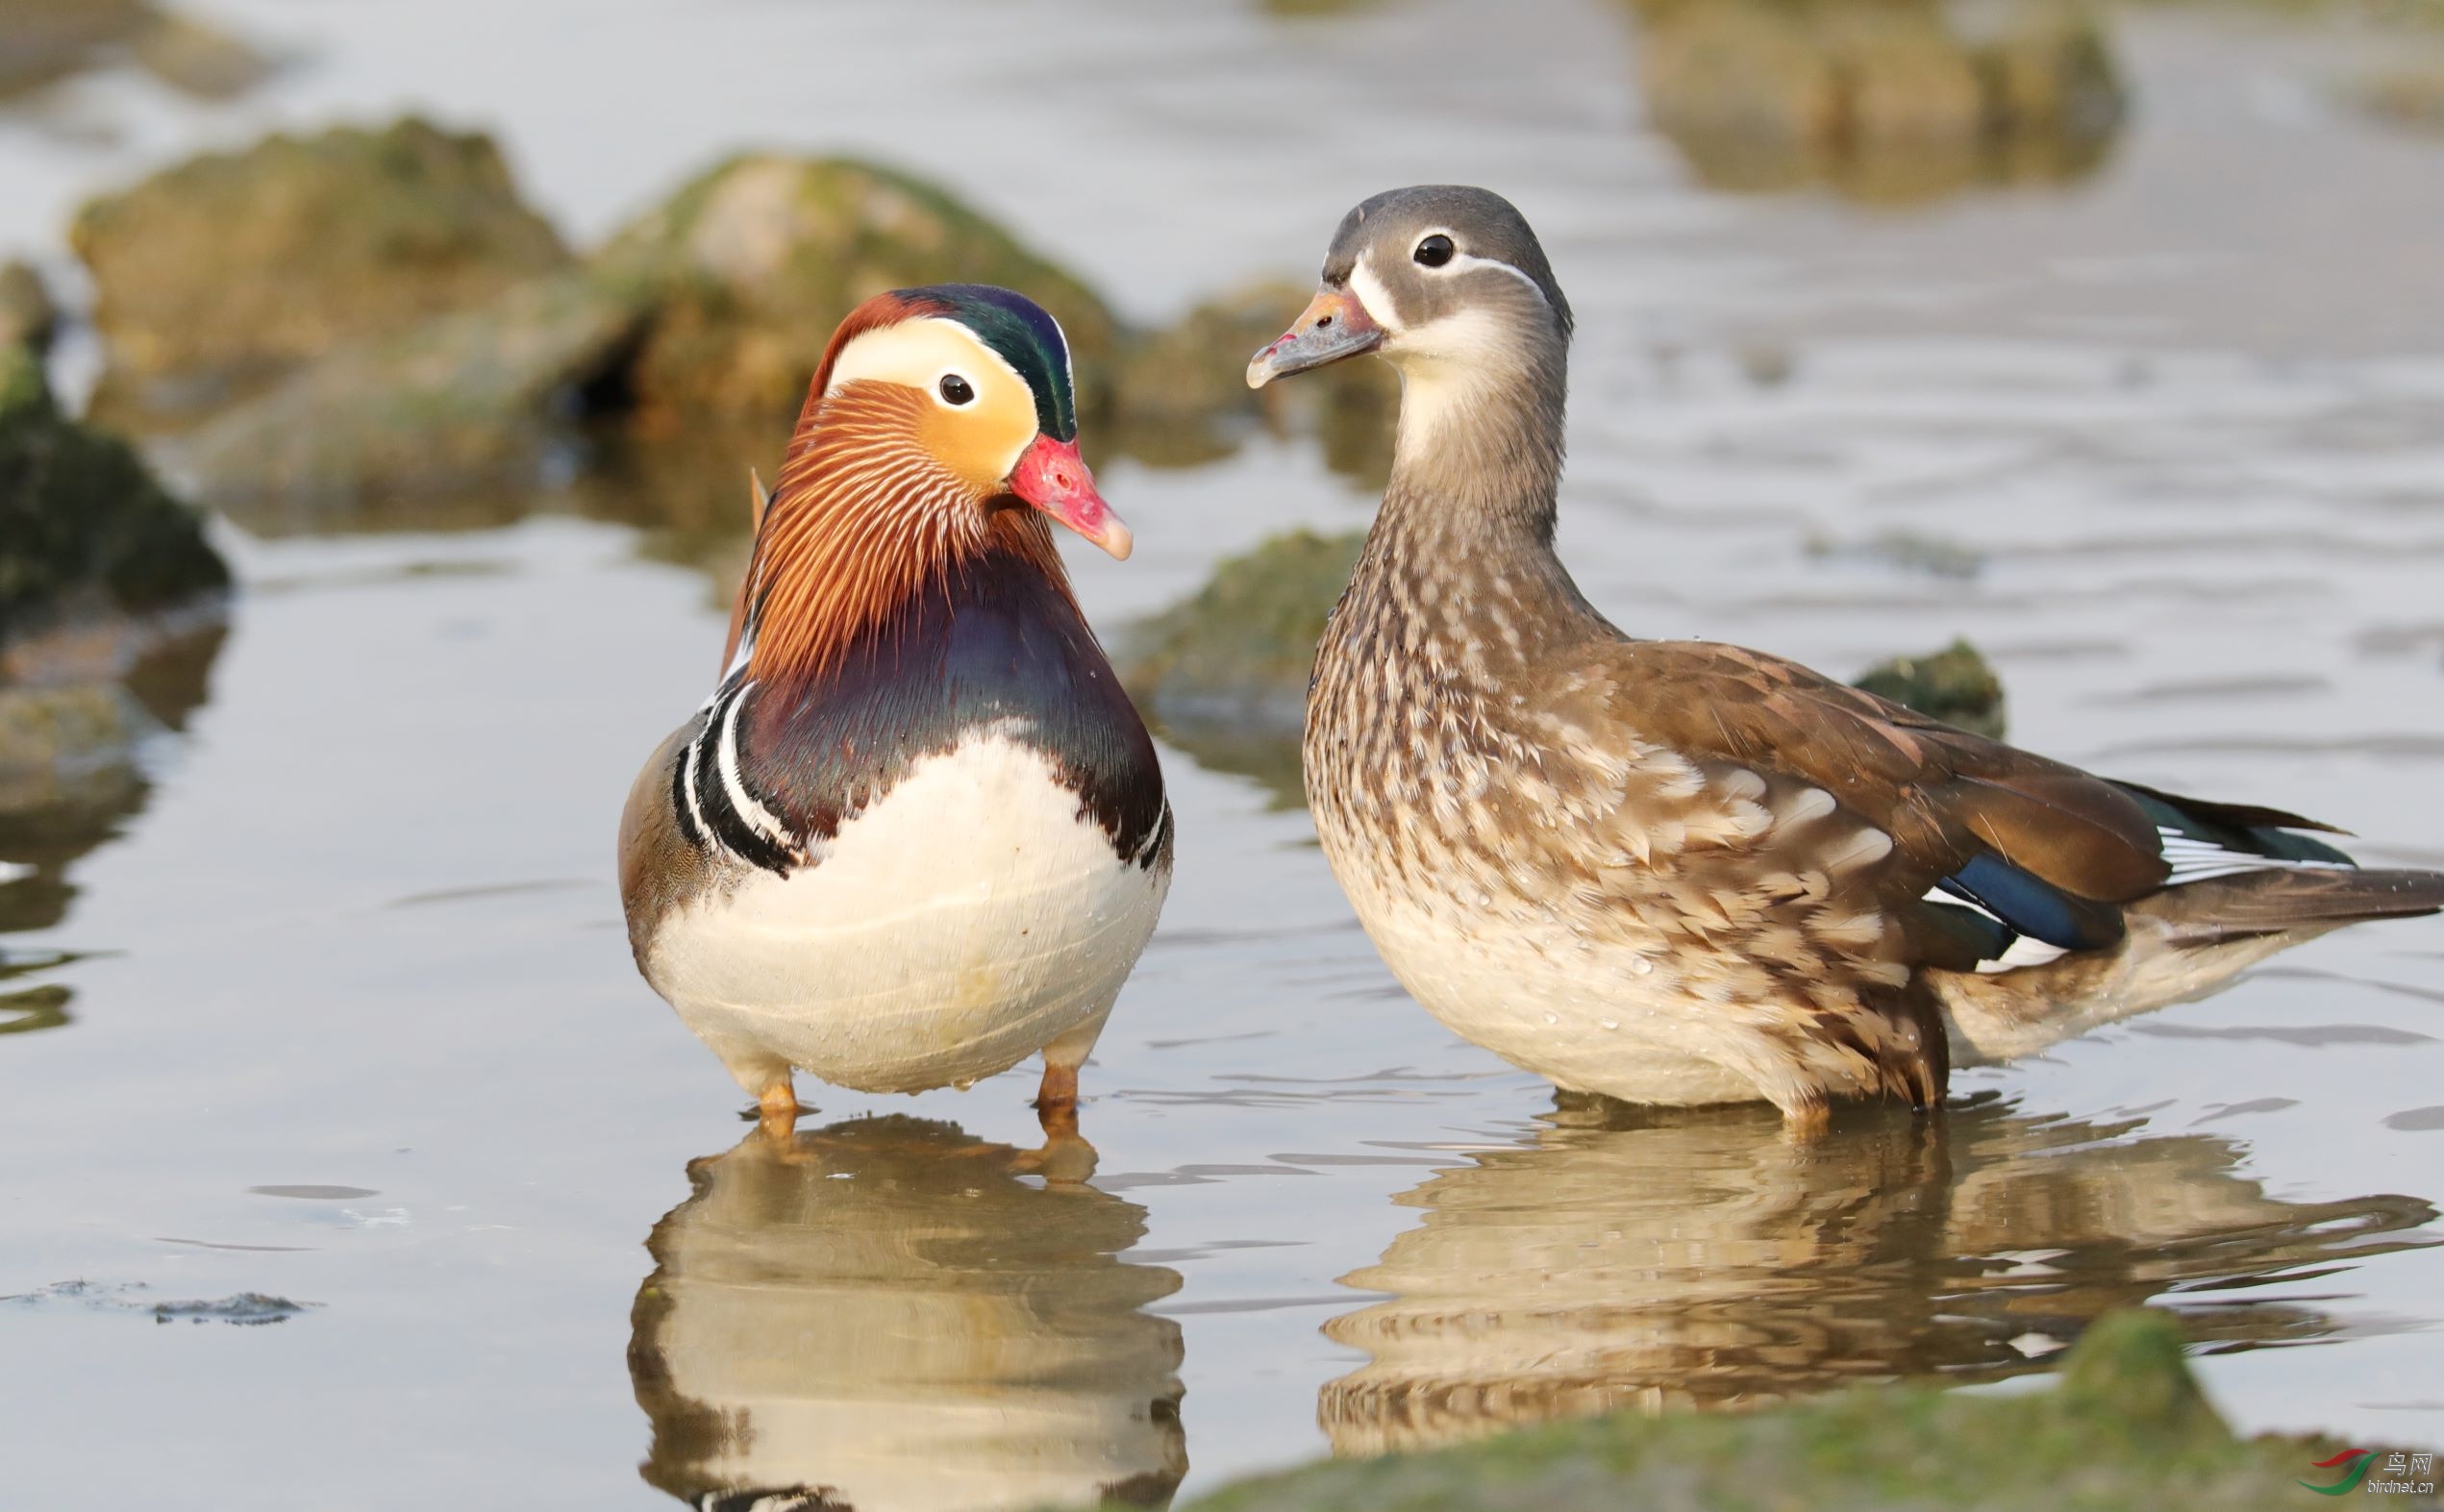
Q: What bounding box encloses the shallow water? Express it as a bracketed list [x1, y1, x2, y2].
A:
[3, 1, 2443, 1506]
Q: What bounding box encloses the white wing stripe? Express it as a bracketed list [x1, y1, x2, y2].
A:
[1976, 935, 2069, 975]
[2156, 826, 2339, 885]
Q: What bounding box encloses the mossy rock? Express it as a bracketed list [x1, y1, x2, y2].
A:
[71, 116, 567, 412]
[177, 269, 645, 524]
[1175, 1309, 2441, 1511]
[0, 0, 154, 95]
[592, 156, 1122, 426]
[1111, 280, 1399, 484]
[1110, 282, 1306, 467]
[0, 260, 56, 354]
[1636, 0, 1842, 186]
[122, 147, 1405, 509]
[1120, 528, 1362, 731]
[1631, 0, 2124, 204]
[0, 0, 268, 99]
[0, 344, 228, 648]
[118, 10, 273, 98]
[1118, 527, 1364, 807]
[1820, 5, 1986, 147]
[1854, 637, 2006, 739]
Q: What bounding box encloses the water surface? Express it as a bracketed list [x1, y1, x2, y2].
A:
[3, 1, 2442, 1505]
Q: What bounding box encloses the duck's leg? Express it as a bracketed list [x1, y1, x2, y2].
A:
[1035, 1059, 1080, 1133]
[1012, 1046, 1099, 1184]
[700, 1028, 803, 1138]
[1033, 1012, 1110, 1131]
[1781, 1099, 1831, 1142]
[757, 1081, 802, 1140]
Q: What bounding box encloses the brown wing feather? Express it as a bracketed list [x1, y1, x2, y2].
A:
[1601, 639, 2171, 906]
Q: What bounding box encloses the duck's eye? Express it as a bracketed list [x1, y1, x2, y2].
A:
[938, 374, 976, 406]
[1413, 234, 1456, 268]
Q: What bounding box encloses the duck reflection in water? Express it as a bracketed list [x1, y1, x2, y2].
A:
[1321, 1095, 2435, 1454]
[629, 1116, 1187, 1512]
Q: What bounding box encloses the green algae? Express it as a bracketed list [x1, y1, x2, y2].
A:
[1170, 1310, 2438, 1512]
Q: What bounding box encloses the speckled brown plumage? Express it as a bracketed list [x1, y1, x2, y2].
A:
[1262, 185, 2444, 1126]
[1307, 469, 1959, 1117]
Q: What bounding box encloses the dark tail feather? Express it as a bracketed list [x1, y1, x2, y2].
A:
[2114, 780, 2349, 838]
[2150, 867, 2444, 943]
[2113, 781, 2357, 863]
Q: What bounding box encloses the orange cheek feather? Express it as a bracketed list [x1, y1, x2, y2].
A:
[916, 386, 1035, 497]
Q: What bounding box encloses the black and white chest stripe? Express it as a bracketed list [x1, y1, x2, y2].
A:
[672, 672, 798, 877]
[671, 667, 1174, 880]
[676, 560, 1174, 880]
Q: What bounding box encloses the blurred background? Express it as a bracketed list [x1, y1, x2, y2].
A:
[2, 1, 2441, 1508]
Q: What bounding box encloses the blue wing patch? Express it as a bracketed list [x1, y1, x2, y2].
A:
[1937, 852, 2125, 953]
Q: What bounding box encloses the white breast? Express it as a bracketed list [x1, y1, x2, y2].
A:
[1341, 870, 1766, 1107]
[647, 728, 1168, 1095]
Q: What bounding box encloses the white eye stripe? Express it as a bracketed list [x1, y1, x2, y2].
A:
[1447, 250, 1551, 306]
[1351, 247, 1554, 335]
[1349, 259, 1403, 335]
[1401, 227, 1544, 305]
[824, 317, 1034, 407]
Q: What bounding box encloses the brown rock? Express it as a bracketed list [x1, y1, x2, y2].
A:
[72, 116, 567, 414]
[1631, 0, 2123, 204]
[593, 156, 1121, 427]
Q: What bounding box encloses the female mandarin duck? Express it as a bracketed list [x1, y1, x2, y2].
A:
[1249, 186, 2444, 1133]
[621, 285, 1170, 1137]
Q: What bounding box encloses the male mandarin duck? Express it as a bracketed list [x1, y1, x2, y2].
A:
[620, 285, 1171, 1137]
[1248, 186, 2444, 1133]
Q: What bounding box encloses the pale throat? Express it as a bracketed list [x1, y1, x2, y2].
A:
[1356, 316, 1587, 646]
[1382, 338, 1565, 533]
[1390, 352, 1514, 463]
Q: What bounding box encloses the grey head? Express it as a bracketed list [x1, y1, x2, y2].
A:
[1248, 186, 1572, 389]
